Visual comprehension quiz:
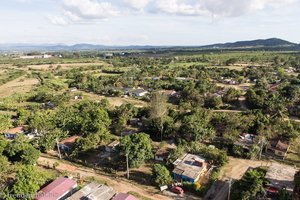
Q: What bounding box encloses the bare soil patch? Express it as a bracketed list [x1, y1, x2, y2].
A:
[219, 157, 270, 180]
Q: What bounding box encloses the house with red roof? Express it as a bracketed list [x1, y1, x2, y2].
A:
[58, 136, 80, 151]
[3, 126, 25, 139]
[112, 193, 137, 200]
[35, 177, 77, 200]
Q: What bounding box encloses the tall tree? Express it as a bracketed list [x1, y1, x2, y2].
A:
[152, 164, 172, 187]
[120, 133, 153, 168]
[149, 92, 168, 141]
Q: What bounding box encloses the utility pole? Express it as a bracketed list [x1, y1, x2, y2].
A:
[259, 137, 264, 160]
[228, 178, 232, 200]
[56, 138, 62, 159]
[126, 153, 130, 179]
[160, 124, 164, 142]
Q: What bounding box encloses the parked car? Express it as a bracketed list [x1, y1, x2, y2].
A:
[171, 186, 184, 196]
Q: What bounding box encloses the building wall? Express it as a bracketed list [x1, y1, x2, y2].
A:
[172, 173, 196, 183]
[274, 150, 286, 157]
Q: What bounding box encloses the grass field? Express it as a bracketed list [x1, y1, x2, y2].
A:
[26, 62, 110, 70]
[79, 91, 147, 108]
[0, 76, 39, 98]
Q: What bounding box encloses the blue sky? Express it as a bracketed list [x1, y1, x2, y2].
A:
[1, 0, 300, 45]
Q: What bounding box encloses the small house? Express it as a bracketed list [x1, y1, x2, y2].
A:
[132, 89, 148, 97]
[35, 177, 77, 200]
[172, 153, 208, 183]
[3, 126, 25, 139]
[111, 193, 137, 200]
[121, 129, 137, 137]
[155, 149, 170, 162]
[269, 139, 290, 158]
[105, 140, 120, 153]
[159, 90, 177, 97]
[59, 136, 80, 152]
[234, 133, 257, 151]
[129, 118, 142, 127]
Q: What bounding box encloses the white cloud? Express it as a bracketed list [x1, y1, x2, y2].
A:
[62, 0, 119, 20]
[154, 0, 207, 16]
[47, 15, 68, 25]
[123, 0, 150, 10]
[151, 0, 297, 17]
[47, 0, 298, 25]
[199, 0, 297, 17]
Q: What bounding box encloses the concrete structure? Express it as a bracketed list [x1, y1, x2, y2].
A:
[67, 183, 115, 200]
[265, 162, 297, 193]
[172, 153, 208, 183]
[35, 177, 77, 200]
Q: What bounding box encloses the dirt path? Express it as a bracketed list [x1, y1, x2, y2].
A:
[219, 157, 271, 180]
[37, 155, 171, 200]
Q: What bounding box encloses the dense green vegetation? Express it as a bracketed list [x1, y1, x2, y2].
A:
[0, 49, 299, 199]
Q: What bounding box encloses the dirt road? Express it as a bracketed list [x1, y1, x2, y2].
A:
[37, 155, 172, 200]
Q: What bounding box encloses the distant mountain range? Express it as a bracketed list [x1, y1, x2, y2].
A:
[201, 38, 297, 49]
[0, 38, 299, 52]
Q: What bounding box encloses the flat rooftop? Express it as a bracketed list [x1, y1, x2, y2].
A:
[173, 153, 207, 180]
[265, 162, 297, 192]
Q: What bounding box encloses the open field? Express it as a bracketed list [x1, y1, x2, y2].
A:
[216, 82, 254, 90]
[0, 76, 39, 98]
[80, 91, 147, 107]
[26, 62, 110, 70]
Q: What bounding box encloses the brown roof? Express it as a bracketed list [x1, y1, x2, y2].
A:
[155, 148, 170, 158]
[59, 136, 80, 148]
[5, 126, 25, 134]
[275, 140, 289, 152]
[159, 90, 176, 96]
[107, 140, 120, 147]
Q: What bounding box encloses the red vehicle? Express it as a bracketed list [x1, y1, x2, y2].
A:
[171, 186, 184, 195]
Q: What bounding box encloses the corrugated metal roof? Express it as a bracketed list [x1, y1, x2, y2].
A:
[112, 193, 137, 200]
[35, 177, 77, 200]
[67, 183, 115, 200]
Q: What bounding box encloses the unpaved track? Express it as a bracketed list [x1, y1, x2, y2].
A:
[37, 155, 171, 200]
